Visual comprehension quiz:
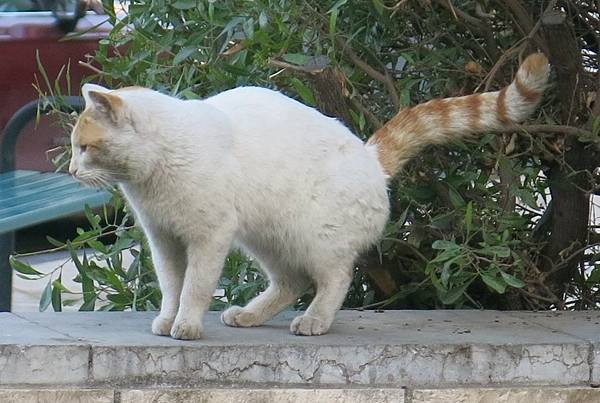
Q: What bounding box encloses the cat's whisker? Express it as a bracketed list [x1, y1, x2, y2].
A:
[75, 172, 107, 189]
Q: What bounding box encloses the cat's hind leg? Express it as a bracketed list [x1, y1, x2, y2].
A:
[222, 272, 308, 327]
[290, 258, 353, 336]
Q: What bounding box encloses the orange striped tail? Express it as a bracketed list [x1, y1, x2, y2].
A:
[367, 53, 550, 177]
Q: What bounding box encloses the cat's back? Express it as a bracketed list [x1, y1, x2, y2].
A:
[204, 86, 327, 127]
[204, 86, 304, 112]
[204, 86, 365, 153]
[203, 86, 383, 176]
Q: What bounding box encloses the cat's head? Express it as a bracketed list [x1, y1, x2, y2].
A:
[69, 84, 146, 187]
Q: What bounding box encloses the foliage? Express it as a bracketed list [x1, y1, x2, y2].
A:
[13, 0, 600, 312]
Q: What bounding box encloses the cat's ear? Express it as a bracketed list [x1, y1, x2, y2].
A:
[82, 84, 124, 124]
[82, 83, 109, 105]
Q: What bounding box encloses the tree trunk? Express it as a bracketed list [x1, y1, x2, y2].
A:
[538, 10, 591, 301]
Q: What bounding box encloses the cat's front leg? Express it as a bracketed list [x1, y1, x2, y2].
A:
[145, 229, 187, 336]
[170, 229, 234, 340]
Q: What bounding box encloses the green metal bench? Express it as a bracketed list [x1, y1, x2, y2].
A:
[0, 97, 110, 311]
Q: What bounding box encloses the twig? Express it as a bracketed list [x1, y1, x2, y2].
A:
[335, 36, 400, 110]
[436, 0, 481, 26]
[78, 60, 106, 75]
[518, 288, 559, 304]
[480, 43, 524, 92]
[433, 0, 499, 60]
[541, 243, 600, 279]
[379, 0, 409, 11]
[348, 96, 383, 130]
[301, 1, 401, 109]
[220, 42, 245, 57]
[480, 0, 557, 92]
[268, 59, 325, 74]
[12, 225, 135, 258]
[509, 124, 593, 138]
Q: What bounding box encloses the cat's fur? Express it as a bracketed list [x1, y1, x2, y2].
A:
[69, 54, 549, 339]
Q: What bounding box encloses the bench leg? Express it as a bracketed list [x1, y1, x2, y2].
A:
[0, 232, 15, 312]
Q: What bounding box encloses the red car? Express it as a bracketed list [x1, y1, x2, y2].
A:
[0, 0, 110, 171]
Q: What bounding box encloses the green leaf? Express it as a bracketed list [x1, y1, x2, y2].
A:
[281, 53, 311, 66]
[327, 0, 347, 37]
[63, 298, 80, 307]
[242, 17, 255, 39]
[172, 0, 197, 10]
[371, 0, 384, 15]
[440, 282, 469, 305]
[327, 0, 349, 13]
[52, 280, 74, 294]
[432, 240, 459, 250]
[79, 294, 97, 311]
[107, 293, 131, 305]
[173, 46, 197, 65]
[329, 9, 338, 36]
[429, 271, 445, 292]
[481, 272, 507, 294]
[87, 239, 108, 254]
[51, 278, 62, 312]
[465, 201, 473, 236]
[179, 88, 201, 100]
[10, 257, 42, 276]
[71, 229, 99, 244]
[500, 271, 526, 288]
[84, 205, 101, 229]
[479, 245, 511, 258]
[105, 269, 126, 293]
[592, 116, 600, 136]
[70, 245, 95, 309]
[440, 261, 451, 287]
[39, 280, 52, 312]
[289, 78, 316, 106]
[588, 267, 600, 283]
[513, 187, 539, 210]
[208, 1, 214, 21]
[258, 11, 268, 28]
[46, 236, 65, 247]
[448, 186, 465, 208]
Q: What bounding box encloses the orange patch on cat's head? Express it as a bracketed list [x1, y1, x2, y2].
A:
[72, 109, 106, 147]
[88, 91, 124, 119]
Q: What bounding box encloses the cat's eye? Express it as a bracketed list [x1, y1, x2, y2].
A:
[80, 145, 88, 153]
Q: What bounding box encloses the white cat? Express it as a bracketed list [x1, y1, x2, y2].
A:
[69, 54, 549, 339]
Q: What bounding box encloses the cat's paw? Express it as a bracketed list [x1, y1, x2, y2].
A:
[151, 314, 175, 336]
[290, 314, 330, 336]
[221, 306, 262, 327]
[170, 316, 203, 340]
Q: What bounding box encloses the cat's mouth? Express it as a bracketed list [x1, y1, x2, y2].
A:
[72, 172, 113, 189]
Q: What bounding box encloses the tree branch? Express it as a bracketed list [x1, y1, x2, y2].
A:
[504, 0, 550, 54]
[510, 124, 594, 138]
[335, 36, 400, 110]
[348, 97, 383, 130]
[433, 0, 500, 60]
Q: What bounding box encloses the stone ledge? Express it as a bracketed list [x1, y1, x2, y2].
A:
[2, 386, 600, 403]
[411, 387, 600, 403]
[0, 388, 113, 403]
[1, 310, 599, 388]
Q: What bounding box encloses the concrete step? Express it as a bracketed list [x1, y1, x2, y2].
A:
[1, 310, 600, 398]
[1, 386, 600, 403]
